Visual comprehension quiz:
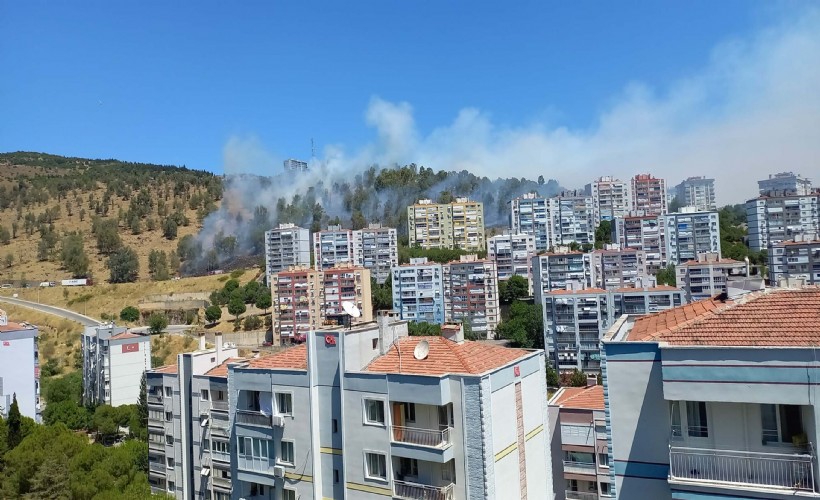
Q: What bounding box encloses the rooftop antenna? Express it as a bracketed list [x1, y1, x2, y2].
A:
[311, 138, 316, 160]
[413, 340, 430, 361]
[341, 301, 361, 330]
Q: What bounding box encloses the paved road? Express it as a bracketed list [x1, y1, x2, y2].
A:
[0, 295, 102, 327]
[129, 325, 193, 335]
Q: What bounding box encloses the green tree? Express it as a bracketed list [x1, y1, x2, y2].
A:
[227, 296, 246, 323]
[224, 278, 240, 292]
[93, 218, 122, 255]
[568, 369, 588, 387]
[655, 264, 677, 286]
[60, 232, 89, 278]
[137, 374, 148, 440]
[91, 405, 122, 439]
[205, 305, 223, 324]
[243, 315, 263, 331]
[42, 400, 90, 429]
[594, 220, 612, 249]
[546, 365, 560, 387]
[495, 301, 543, 349]
[499, 275, 529, 304]
[4, 252, 13, 268]
[162, 217, 178, 240]
[119, 306, 140, 324]
[408, 322, 442, 336]
[243, 280, 261, 303]
[42, 371, 83, 405]
[148, 313, 168, 335]
[148, 249, 169, 281]
[0, 225, 10, 245]
[7, 393, 23, 450]
[108, 246, 140, 283]
[370, 276, 393, 315]
[254, 290, 272, 314]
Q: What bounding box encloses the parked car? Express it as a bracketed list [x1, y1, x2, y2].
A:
[1, 283, 12, 289]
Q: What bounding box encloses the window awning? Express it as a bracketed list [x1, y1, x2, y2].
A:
[200, 467, 210, 477]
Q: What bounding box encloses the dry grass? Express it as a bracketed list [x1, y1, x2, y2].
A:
[0, 303, 84, 373]
[150, 333, 198, 367]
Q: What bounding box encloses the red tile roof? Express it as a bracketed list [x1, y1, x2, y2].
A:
[247, 344, 308, 371]
[204, 357, 245, 377]
[110, 331, 144, 340]
[0, 321, 32, 333]
[550, 385, 605, 410]
[366, 336, 531, 376]
[548, 288, 607, 295]
[626, 288, 820, 346]
[152, 364, 178, 374]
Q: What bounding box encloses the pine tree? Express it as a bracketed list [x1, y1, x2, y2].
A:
[7, 393, 22, 450]
[137, 373, 148, 434]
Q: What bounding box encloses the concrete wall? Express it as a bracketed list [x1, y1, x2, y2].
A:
[0, 328, 37, 419]
[108, 338, 151, 406]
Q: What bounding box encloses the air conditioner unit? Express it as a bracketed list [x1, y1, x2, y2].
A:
[273, 466, 286, 478]
[272, 415, 285, 427]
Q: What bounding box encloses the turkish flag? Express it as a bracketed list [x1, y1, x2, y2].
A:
[122, 343, 140, 353]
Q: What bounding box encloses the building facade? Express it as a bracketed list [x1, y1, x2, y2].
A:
[769, 236, 820, 285]
[264, 224, 311, 282]
[391, 258, 446, 325]
[630, 174, 667, 216]
[352, 223, 398, 285]
[674, 176, 716, 211]
[271, 266, 323, 345]
[547, 191, 595, 247]
[0, 311, 40, 421]
[320, 266, 373, 325]
[591, 247, 650, 290]
[443, 255, 500, 338]
[759, 171, 812, 196]
[603, 287, 820, 500]
[661, 208, 721, 266]
[313, 225, 354, 271]
[486, 233, 535, 290]
[746, 193, 820, 251]
[407, 198, 485, 251]
[82, 324, 151, 407]
[612, 215, 665, 274]
[675, 252, 748, 301]
[283, 159, 309, 173]
[532, 251, 594, 306]
[510, 193, 550, 252]
[586, 176, 631, 225]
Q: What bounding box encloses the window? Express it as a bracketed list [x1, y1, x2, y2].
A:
[372, 338, 378, 349]
[166, 457, 174, 469]
[365, 452, 387, 480]
[600, 482, 611, 495]
[403, 403, 416, 423]
[167, 481, 175, 492]
[283, 490, 296, 500]
[212, 440, 229, 454]
[670, 401, 682, 438]
[165, 411, 172, 422]
[364, 399, 385, 425]
[201, 389, 209, 400]
[598, 453, 609, 468]
[686, 401, 709, 438]
[165, 435, 173, 445]
[441, 460, 455, 482]
[398, 457, 418, 478]
[249, 483, 265, 496]
[277, 392, 293, 416]
[762, 404, 804, 444]
[238, 437, 270, 460]
[334, 469, 340, 483]
[438, 404, 454, 427]
[216, 390, 225, 401]
[280, 441, 294, 465]
[332, 419, 338, 433]
[247, 390, 260, 411]
[203, 438, 210, 450]
[164, 386, 172, 397]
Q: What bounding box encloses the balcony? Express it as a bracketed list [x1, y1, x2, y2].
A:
[669, 446, 815, 492]
[563, 461, 597, 475]
[212, 475, 232, 490]
[148, 440, 165, 452]
[565, 491, 598, 500]
[393, 480, 454, 500]
[392, 426, 452, 449]
[210, 400, 229, 412]
[149, 462, 166, 474]
[236, 410, 271, 427]
[147, 394, 163, 405]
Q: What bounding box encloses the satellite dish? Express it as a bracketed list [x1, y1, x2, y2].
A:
[342, 301, 361, 318]
[413, 340, 430, 361]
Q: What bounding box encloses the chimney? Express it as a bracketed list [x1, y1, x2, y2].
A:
[198, 332, 206, 351]
[587, 374, 598, 387]
[442, 323, 464, 343]
[215, 332, 223, 364]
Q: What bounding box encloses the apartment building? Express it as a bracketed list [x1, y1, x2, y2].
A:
[746, 193, 820, 251]
[532, 250, 594, 306]
[82, 323, 151, 407]
[630, 174, 667, 216]
[443, 255, 500, 338]
[271, 266, 322, 345]
[548, 382, 612, 500]
[314, 225, 354, 271]
[510, 192, 551, 251]
[759, 171, 812, 196]
[674, 176, 716, 211]
[264, 224, 310, 282]
[0, 310, 40, 421]
[591, 247, 650, 290]
[146, 334, 240, 498]
[487, 232, 535, 290]
[769, 235, 820, 285]
[547, 191, 595, 247]
[585, 176, 631, 224]
[603, 287, 820, 500]
[352, 223, 398, 284]
[675, 252, 748, 301]
[611, 215, 665, 273]
[610, 286, 684, 318]
[225, 316, 551, 500]
[661, 208, 721, 265]
[391, 258, 446, 324]
[321, 266, 373, 324]
[283, 159, 309, 173]
[407, 198, 485, 251]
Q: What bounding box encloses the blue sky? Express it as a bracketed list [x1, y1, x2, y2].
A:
[1, 2, 818, 203]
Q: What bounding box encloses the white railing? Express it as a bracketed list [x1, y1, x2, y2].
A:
[565, 491, 598, 500]
[563, 461, 597, 475]
[393, 480, 454, 500]
[669, 446, 816, 491]
[236, 410, 271, 427]
[149, 462, 166, 473]
[147, 394, 163, 405]
[210, 400, 229, 412]
[211, 475, 232, 489]
[392, 426, 452, 448]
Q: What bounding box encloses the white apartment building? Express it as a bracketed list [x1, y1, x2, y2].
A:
[585, 176, 631, 225]
[630, 173, 667, 216]
[531, 250, 594, 306]
[661, 208, 721, 266]
[487, 233, 535, 290]
[591, 247, 650, 290]
[146, 333, 240, 498]
[547, 191, 595, 247]
[759, 171, 812, 196]
[82, 323, 151, 407]
[674, 176, 716, 211]
[510, 192, 550, 251]
[314, 225, 354, 271]
[603, 287, 820, 500]
[224, 316, 550, 500]
[769, 235, 820, 285]
[407, 198, 486, 251]
[612, 215, 665, 274]
[264, 224, 310, 283]
[443, 255, 500, 338]
[0, 310, 40, 421]
[283, 159, 309, 173]
[675, 252, 749, 301]
[746, 193, 820, 251]
[391, 258, 446, 325]
[352, 223, 398, 285]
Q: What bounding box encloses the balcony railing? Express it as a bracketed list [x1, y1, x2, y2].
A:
[235, 410, 271, 427]
[391, 426, 452, 449]
[393, 480, 454, 500]
[669, 446, 815, 492]
[563, 461, 597, 475]
[210, 400, 229, 412]
[147, 394, 163, 405]
[149, 462, 166, 473]
[565, 491, 598, 500]
[148, 441, 165, 451]
[212, 475, 232, 490]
